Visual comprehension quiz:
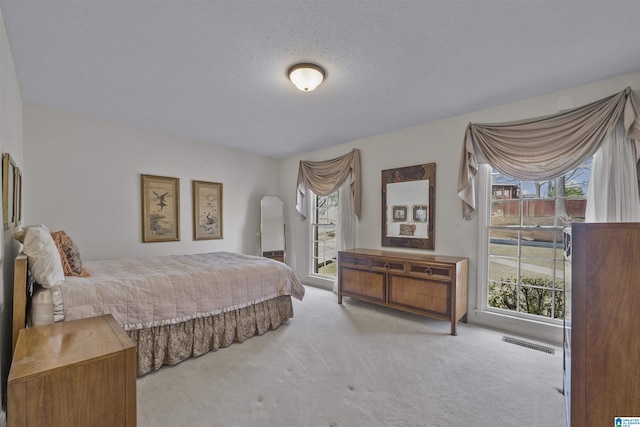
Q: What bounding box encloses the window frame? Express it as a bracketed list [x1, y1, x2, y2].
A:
[487, 181, 566, 323]
[480, 161, 589, 334]
[475, 165, 562, 342]
[310, 191, 338, 279]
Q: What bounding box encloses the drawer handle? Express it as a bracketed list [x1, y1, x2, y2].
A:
[352, 259, 358, 265]
[424, 267, 433, 275]
[384, 262, 391, 270]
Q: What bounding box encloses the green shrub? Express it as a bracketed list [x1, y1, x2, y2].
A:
[489, 276, 564, 318]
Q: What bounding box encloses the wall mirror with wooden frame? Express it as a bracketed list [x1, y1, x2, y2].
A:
[381, 163, 435, 249]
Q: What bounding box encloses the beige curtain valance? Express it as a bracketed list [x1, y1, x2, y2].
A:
[458, 87, 640, 219]
[296, 148, 361, 219]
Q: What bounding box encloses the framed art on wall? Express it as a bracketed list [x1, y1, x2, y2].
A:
[3, 153, 20, 230]
[141, 174, 180, 242]
[14, 166, 22, 225]
[192, 180, 223, 240]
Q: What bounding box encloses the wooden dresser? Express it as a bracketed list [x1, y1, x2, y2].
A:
[8, 314, 137, 427]
[565, 223, 640, 426]
[338, 248, 468, 335]
[263, 250, 285, 262]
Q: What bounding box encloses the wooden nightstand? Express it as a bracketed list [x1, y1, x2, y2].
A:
[8, 314, 137, 427]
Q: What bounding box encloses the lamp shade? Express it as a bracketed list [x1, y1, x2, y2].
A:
[288, 63, 325, 92]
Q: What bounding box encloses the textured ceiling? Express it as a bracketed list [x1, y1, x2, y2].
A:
[2, 1, 640, 159]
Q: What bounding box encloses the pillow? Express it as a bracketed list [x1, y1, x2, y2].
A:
[50, 230, 89, 277]
[14, 224, 49, 243]
[13, 229, 26, 243]
[22, 225, 65, 288]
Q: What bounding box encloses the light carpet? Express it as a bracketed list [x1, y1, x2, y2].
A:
[137, 285, 565, 427]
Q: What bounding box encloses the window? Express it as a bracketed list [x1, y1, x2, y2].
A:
[485, 160, 591, 322]
[311, 192, 338, 278]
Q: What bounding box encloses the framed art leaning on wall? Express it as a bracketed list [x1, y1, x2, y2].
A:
[192, 180, 223, 240]
[141, 174, 180, 242]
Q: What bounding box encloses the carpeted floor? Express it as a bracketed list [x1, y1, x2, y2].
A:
[137, 285, 566, 427]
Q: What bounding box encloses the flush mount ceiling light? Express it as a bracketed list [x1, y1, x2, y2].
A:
[288, 63, 325, 92]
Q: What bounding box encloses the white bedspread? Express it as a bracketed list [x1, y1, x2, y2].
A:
[50, 252, 305, 330]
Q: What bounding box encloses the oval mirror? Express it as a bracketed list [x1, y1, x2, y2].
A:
[260, 195, 285, 262]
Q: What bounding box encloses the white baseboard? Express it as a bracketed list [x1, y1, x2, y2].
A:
[301, 275, 333, 290]
[469, 309, 563, 346]
[0, 408, 6, 427]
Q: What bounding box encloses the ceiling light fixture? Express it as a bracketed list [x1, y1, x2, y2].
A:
[288, 63, 325, 92]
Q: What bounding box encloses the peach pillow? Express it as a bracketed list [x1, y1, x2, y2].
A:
[50, 231, 89, 277]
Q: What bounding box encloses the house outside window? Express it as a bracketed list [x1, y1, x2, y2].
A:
[311, 192, 338, 278]
[485, 160, 590, 322]
[492, 184, 520, 200]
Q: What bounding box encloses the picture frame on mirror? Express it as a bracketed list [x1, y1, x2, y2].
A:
[412, 204, 428, 222]
[391, 205, 408, 222]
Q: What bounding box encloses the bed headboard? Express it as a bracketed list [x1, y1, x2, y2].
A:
[12, 253, 28, 356]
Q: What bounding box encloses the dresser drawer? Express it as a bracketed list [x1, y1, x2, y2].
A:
[263, 250, 284, 258]
[408, 262, 451, 281]
[370, 257, 405, 273]
[340, 267, 385, 302]
[388, 275, 450, 316]
[339, 253, 370, 270]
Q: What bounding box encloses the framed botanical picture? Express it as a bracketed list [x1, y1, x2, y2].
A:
[141, 174, 180, 243]
[192, 180, 223, 240]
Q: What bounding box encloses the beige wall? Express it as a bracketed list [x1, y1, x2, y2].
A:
[0, 5, 23, 419]
[280, 71, 640, 343]
[23, 103, 281, 261]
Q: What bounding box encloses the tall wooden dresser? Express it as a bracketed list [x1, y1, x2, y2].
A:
[565, 223, 640, 426]
[338, 248, 468, 335]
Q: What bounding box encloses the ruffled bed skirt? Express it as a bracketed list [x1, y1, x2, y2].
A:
[126, 295, 294, 376]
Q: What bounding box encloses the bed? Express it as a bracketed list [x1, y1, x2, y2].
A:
[12, 227, 305, 376]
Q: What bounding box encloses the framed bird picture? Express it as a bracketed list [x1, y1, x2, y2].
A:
[192, 180, 223, 240]
[141, 174, 180, 243]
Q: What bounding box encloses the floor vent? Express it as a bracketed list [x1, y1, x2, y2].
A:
[502, 336, 555, 354]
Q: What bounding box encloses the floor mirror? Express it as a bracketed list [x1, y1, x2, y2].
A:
[260, 195, 285, 262]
